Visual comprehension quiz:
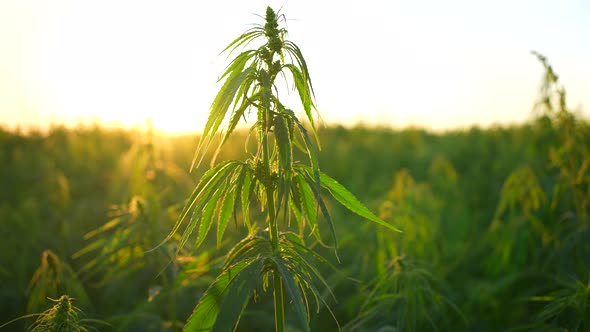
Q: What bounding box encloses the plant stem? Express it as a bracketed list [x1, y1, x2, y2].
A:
[273, 269, 286, 332]
[260, 14, 286, 330]
[261, 107, 284, 331]
[262, 129, 285, 331]
[262, 131, 280, 251]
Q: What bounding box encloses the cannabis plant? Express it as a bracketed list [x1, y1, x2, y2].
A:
[344, 170, 461, 331]
[74, 125, 194, 329]
[344, 257, 461, 332]
[532, 51, 590, 230]
[161, 7, 399, 331]
[0, 295, 109, 332]
[526, 52, 590, 331]
[27, 250, 90, 316]
[481, 53, 590, 330]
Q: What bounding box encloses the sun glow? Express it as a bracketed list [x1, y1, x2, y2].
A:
[1, 1, 234, 134]
[1, 1, 589, 133]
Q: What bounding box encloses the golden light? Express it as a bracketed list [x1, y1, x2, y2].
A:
[1, 1, 588, 132]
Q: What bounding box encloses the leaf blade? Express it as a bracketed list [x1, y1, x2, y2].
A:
[318, 171, 402, 232]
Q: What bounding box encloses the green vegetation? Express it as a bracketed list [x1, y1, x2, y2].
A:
[163, 7, 398, 332]
[0, 294, 110, 331]
[1, 7, 589, 332]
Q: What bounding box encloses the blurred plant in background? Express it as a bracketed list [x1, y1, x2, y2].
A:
[1, 295, 109, 332]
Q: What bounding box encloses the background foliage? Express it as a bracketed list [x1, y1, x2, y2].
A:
[1, 53, 589, 330]
[1, 111, 588, 331]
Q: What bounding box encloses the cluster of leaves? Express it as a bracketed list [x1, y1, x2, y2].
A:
[448, 53, 590, 331]
[345, 257, 461, 332]
[317, 54, 589, 331]
[0, 295, 108, 332]
[0, 126, 133, 326]
[518, 53, 590, 330]
[26, 250, 90, 315]
[70, 124, 201, 330]
[162, 7, 399, 331]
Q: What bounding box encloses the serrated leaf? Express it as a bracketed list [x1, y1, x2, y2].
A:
[157, 161, 237, 251]
[283, 64, 311, 116]
[302, 171, 338, 253]
[184, 260, 252, 332]
[217, 185, 237, 246]
[212, 259, 263, 332]
[273, 257, 310, 332]
[289, 188, 304, 235]
[225, 234, 272, 268]
[284, 41, 315, 103]
[315, 169, 401, 233]
[282, 238, 338, 302]
[275, 113, 293, 217]
[291, 120, 321, 198]
[278, 252, 339, 327]
[284, 41, 320, 146]
[220, 28, 264, 55]
[195, 183, 227, 249]
[220, 95, 252, 147]
[274, 114, 293, 176]
[231, 164, 247, 227]
[241, 167, 254, 230]
[295, 173, 318, 238]
[175, 163, 239, 253]
[218, 50, 256, 83]
[193, 66, 257, 169]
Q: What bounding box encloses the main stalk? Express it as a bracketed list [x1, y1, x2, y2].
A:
[261, 7, 285, 331]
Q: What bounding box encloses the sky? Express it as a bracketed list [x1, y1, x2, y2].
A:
[0, 0, 589, 134]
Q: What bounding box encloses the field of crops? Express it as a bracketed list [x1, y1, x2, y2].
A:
[1, 101, 589, 331]
[1, 7, 589, 332]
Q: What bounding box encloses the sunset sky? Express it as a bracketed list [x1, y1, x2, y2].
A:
[1, 0, 589, 133]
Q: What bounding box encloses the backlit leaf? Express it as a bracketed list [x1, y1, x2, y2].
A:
[313, 167, 401, 233]
[217, 185, 237, 246]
